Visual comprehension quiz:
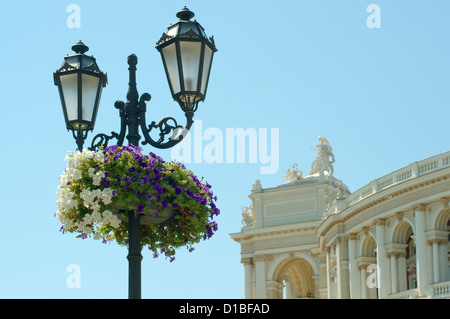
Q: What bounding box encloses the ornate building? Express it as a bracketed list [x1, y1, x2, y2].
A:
[230, 138, 450, 299]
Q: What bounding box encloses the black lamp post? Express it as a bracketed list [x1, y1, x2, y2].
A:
[53, 7, 217, 299]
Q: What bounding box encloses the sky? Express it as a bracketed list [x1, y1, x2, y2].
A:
[0, 0, 449, 299]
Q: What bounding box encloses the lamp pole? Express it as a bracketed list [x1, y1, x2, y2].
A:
[124, 55, 144, 299]
[54, 7, 217, 299]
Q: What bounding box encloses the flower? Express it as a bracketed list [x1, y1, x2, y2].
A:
[56, 145, 219, 261]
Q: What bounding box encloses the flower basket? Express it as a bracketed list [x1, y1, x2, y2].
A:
[55, 144, 219, 261]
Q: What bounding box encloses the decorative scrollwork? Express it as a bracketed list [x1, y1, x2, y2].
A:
[58, 61, 76, 72]
[145, 117, 185, 145]
[156, 32, 174, 46]
[90, 132, 120, 151]
[85, 62, 100, 73]
[137, 91, 193, 149]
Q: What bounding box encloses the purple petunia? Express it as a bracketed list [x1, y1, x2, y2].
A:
[153, 184, 165, 195]
[175, 186, 183, 195]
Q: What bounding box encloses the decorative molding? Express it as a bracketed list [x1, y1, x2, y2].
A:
[318, 172, 450, 238]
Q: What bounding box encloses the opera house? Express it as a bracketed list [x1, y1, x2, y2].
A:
[230, 138, 450, 299]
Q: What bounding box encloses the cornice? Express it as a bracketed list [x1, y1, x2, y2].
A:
[230, 221, 320, 243]
[317, 170, 450, 239]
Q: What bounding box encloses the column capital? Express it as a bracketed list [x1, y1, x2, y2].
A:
[346, 233, 357, 241]
[397, 252, 407, 258]
[428, 238, 443, 246]
[362, 227, 369, 235]
[375, 218, 386, 226]
[241, 257, 253, 266]
[334, 236, 341, 245]
[358, 264, 369, 271]
[386, 251, 397, 258]
[413, 203, 426, 213]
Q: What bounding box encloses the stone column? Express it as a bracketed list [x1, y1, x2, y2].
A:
[335, 238, 342, 299]
[284, 275, 293, 299]
[326, 248, 332, 299]
[335, 236, 350, 299]
[439, 239, 448, 281]
[397, 252, 407, 292]
[347, 234, 361, 299]
[389, 253, 398, 294]
[359, 265, 367, 299]
[427, 240, 433, 284]
[414, 204, 429, 297]
[431, 239, 441, 283]
[253, 255, 266, 298]
[330, 274, 336, 299]
[312, 275, 320, 299]
[242, 258, 253, 299]
[427, 229, 450, 283]
[375, 219, 389, 299]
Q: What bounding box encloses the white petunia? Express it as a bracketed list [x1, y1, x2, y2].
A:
[71, 169, 82, 181]
[88, 167, 96, 177]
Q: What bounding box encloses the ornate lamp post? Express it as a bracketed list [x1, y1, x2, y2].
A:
[53, 7, 217, 299]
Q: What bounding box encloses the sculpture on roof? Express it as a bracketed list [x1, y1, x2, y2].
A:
[241, 205, 255, 228]
[335, 179, 348, 199]
[309, 137, 335, 176]
[283, 164, 303, 182]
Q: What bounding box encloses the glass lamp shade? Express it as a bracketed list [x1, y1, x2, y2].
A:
[156, 7, 217, 109]
[54, 41, 107, 131]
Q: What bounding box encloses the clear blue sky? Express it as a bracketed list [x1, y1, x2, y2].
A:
[0, 0, 449, 298]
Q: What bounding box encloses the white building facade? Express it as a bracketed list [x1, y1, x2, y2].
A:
[230, 138, 450, 299]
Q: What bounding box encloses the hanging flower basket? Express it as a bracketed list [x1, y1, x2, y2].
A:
[55, 144, 220, 261]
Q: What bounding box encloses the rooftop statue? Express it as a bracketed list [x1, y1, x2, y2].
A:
[241, 205, 255, 228]
[309, 137, 335, 176]
[283, 164, 303, 182]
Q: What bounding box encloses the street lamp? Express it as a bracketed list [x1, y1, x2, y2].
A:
[156, 6, 216, 111]
[53, 41, 108, 151]
[53, 7, 217, 299]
